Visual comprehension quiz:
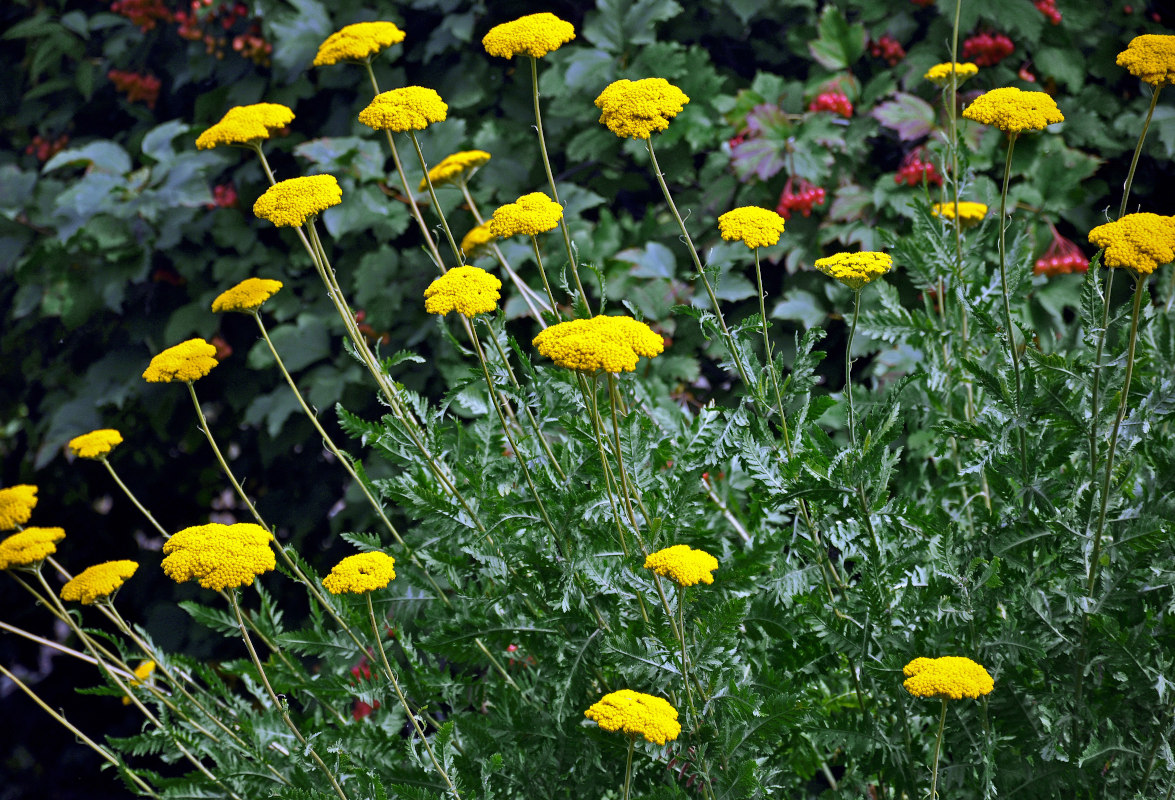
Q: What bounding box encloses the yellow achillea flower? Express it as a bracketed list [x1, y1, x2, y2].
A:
[195, 103, 294, 150]
[923, 62, 979, 86]
[322, 552, 397, 595]
[962, 87, 1064, 133]
[0, 484, 38, 530]
[903, 656, 994, 700]
[931, 202, 988, 228]
[313, 21, 406, 67]
[162, 523, 275, 591]
[67, 429, 123, 460]
[123, 659, 156, 704]
[718, 206, 786, 249]
[584, 690, 681, 745]
[212, 278, 284, 313]
[482, 12, 576, 59]
[358, 87, 448, 132]
[643, 544, 719, 587]
[488, 192, 564, 238]
[60, 560, 138, 605]
[419, 150, 491, 190]
[595, 78, 690, 140]
[533, 315, 664, 374]
[142, 338, 219, 383]
[814, 251, 894, 290]
[1088, 213, 1175, 276]
[1117, 34, 1175, 87]
[253, 175, 342, 228]
[461, 222, 497, 257]
[0, 527, 65, 570]
[424, 266, 502, 317]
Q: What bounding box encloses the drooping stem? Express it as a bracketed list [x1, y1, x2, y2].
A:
[929, 698, 948, 800]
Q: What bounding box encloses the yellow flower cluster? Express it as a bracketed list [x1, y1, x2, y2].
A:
[1116, 34, 1175, 87]
[358, 87, 448, 132]
[0, 484, 38, 530]
[488, 192, 564, 238]
[419, 150, 491, 190]
[162, 523, 275, 591]
[313, 21, 406, 67]
[0, 527, 65, 570]
[931, 202, 988, 228]
[253, 175, 342, 228]
[322, 552, 397, 595]
[903, 656, 994, 700]
[718, 206, 787, 249]
[60, 560, 139, 605]
[584, 690, 681, 745]
[195, 103, 295, 150]
[424, 266, 502, 317]
[482, 13, 576, 59]
[923, 62, 979, 86]
[67, 429, 124, 460]
[142, 338, 219, 383]
[461, 222, 497, 257]
[533, 315, 664, 374]
[814, 251, 894, 290]
[1088, 213, 1175, 276]
[595, 78, 690, 140]
[212, 278, 284, 313]
[643, 544, 719, 587]
[962, 87, 1064, 133]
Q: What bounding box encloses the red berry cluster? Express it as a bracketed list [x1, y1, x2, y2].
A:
[776, 176, 826, 219]
[354, 309, 391, 346]
[108, 69, 161, 109]
[206, 183, 238, 209]
[809, 91, 853, 118]
[25, 133, 69, 162]
[962, 32, 1015, 67]
[727, 129, 747, 150]
[870, 35, 907, 66]
[109, 0, 172, 31]
[894, 150, 942, 187]
[233, 26, 273, 65]
[1034, 225, 1087, 276]
[1034, 0, 1063, 24]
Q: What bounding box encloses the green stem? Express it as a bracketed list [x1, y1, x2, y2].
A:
[530, 235, 561, 321]
[846, 289, 861, 447]
[409, 129, 463, 266]
[99, 456, 169, 538]
[754, 248, 789, 442]
[930, 698, 948, 800]
[996, 132, 1029, 480]
[622, 735, 636, 800]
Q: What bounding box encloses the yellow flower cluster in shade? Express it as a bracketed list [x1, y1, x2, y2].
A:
[212, 278, 283, 313]
[461, 222, 497, 257]
[0, 484, 38, 530]
[488, 192, 564, 238]
[253, 175, 342, 228]
[60, 560, 138, 605]
[584, 690, 681, 745]
[0, 527, 65, 570]
[1116, 34, 1175, 87]
[358, 87, 448, 132]
[533, 315, 664, 374]
[931, 201, 988, 228]
[903, 656, 994, 700]
[718, 206, 787, 249]
[962, 87, 1064, 133]
[814, 251, 894, 290]
[923, 62, 979, 86]
[195, 103, 295, 150]
[142, 338, 219, 383]
[123, 659, 156, 704]
[482, 12, 576, 59]
[424, 266, 502, 317]
[322, 552, 397, 595]
[67, 429, 124, 459]
[419, 150, 491, 190]
[313, 21, 406, 67]
[1088, 213, 1175, 276]
[162, 523, 275, 591]
[643, 544, 719, 587]
[595, 78, 690, 140]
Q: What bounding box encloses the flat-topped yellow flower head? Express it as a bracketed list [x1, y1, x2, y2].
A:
[358, 87, 448, 132]
[814, 251, 894, 290]
[595, 78, 690, 139]
[424, 266, 502, 317]
[533, 315, 664, 374]
[143, 338, 219, 383]
[68, 429, 123, 459]
[924, 62, 979, 87]
[162, 523, 275, 591]
[60, 560, 138, 604]
[461, 222, 497, 257]
[931, 202, 988, 229]
[488, 192, 564, 238]
[482, 13, 575, 59]
[212, 278, 284, 313]
[195, 103, 294, 150]
[718, 206, 786, 249]
[419, 150, 491, 190]
[313, 21, 406, 66]
[0, 527, 65, 570]
[962, 87, 1064, 133]
[0, 485, 38, 530]
[903, 656, 994, 700]
[643, 544, 719, 587]
[1117, 35, 1175, 86]
[585, 690, 681, 745]
[322, 552, 397, 594]
[253, 175, 342, 228]
[1088, 213, 1175, 276]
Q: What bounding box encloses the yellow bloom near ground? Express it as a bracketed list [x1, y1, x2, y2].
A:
[0, 527, 65, 570]
[419, 150, 491, 190]
[644, 544, 719, 587]
[424, 266, 502, 317]
[1116, 34, 1175, 86]
[253, 175, 342, 228]
[142, 338, 220, 383]
[162, 523, 275, 591]
[322, 552, 397, 595]
[0, 484, 38, 530]
[482, 13, 575, 59]
[923, 62, 979, 86]
[488, 192, 564, 238]
[814, 251, 894, 290]
[595, 78, 690, 140]
[1088, 213, 1175, 275]
[358, 87, 448, 132]
[211, 278, 283, 313]
[718, 206, 786, 249]
[68, 429, 123, 459]
[903, 656, 994, 700]
[195, 103, 294, 150]
[962, 86, 1064, 133]
[584, 689, 681, 744]
[532, 315, 664, 374]
[313, 21, 405, 66]
[60, 560, 138, 604]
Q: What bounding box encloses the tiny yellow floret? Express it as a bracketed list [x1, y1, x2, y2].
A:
[595, 78, 690, 139]
[68, 429, 124, 460]
[253, 175, 342, 228]
[718, 207, 786, 249]
[313, 21, 406, 67]
[0, 527, 65, 570]
[488, 192, 564, 238]
[424, 266, 502, 317]
[482, 13, 576, 59]
[322, 552, 397, 595]
[212, 278, 284, 313]
[643, 544, 719, 587]
[162, 523, 275, 591]
[814, 251, 894, 290]
[0, 485, 39, 530]
[931, 202, 988, 228]
[60, 560, 139, 605]
[1088, 213, 1175, 276]
[1116, 34, 1175, 87]
[142, 338, 219, 383]
[358, 87, 448, 133]
[533, 315, 664, 374]
[924, 62, 979, 86]
[195, 103, 294, 150]
[962, 87, 1064, 133]
[584, 690, 681, 745]
[420, 150, 491, 190]
[461, 222, 497, 257]
[123, 660, 156, 704]
[903, 656, 994, 700]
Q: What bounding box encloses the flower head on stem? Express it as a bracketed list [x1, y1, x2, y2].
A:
[424, 265, 502, 317]
[253, 175, 342, 228]
[0, 527, 64, 569]
[0, 485, 38, 530]
[358, 86, 447, 132]
[211, 278, 283, 313]
[195, 103, 294, 150]
[60, 560, 138, 604]
[313, 21, 405, 66]
[1088, 212, 1175, 276]
[595, 78, 690, 139]
[482, 13, 575, 59]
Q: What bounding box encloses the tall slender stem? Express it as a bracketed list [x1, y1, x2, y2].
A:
[99, 457, 169, 538]
[530, 235, 561, 319]
[846, 289, 861, 447]
[929, 698, 948, 800]
[754, 248, 789, 441]
[996, 133, 1029, 480]
[621, 736, 636, 800]
[409, 130, 463, 265]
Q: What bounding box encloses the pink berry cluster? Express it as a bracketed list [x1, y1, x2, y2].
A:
[25, 133, 69, 162]
[776, 176, 827, 219]
[109, 0, 172, 31]
[809, 91, 853, 118]
[962, 32, 1015, 67]
[1034, 0, 1062, 24]
[870, 35, 907, 66]
[108, 69, 161, 109]
[894, 150, 942, 187]
[1035, 226, 1088, 276]
[205, 183, 238, 210]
